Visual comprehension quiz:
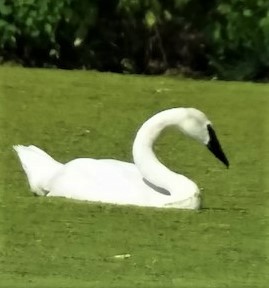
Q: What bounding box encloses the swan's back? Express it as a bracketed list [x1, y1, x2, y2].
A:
[47, 158, 152, 204]
[46, 157, 200, 209]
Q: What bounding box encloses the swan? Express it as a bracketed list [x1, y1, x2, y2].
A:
[13, 107, 229, 210]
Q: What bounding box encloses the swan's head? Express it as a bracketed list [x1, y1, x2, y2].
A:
[178, 108, 229, 168]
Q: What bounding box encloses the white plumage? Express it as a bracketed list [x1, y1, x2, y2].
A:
[14, 107, 229, 210]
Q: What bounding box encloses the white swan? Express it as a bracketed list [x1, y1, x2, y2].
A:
[13, 107, 229, 210]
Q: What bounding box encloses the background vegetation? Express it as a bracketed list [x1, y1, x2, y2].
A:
[1, 0, 269, 80]
[1, 67, 269, 287]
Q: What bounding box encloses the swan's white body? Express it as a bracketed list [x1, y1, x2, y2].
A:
[14, 108, 229, 210]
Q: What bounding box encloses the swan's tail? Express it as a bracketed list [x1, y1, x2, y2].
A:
[13, 145, 63, 196]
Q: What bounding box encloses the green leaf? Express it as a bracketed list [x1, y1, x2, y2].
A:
[0, 2, 12, 16]
[213, 23, 221, 42]
[217, 3, 231, 15]
[174, 0, 190, 9]
[163, 10, 172, 21]
[7, 24, 17, 33]
[26, 17, 33, 27]
[145, 10, 156, 28]
[31, 30, 40, 38]
[243, 9, 252, 17]
[0, 19, 7, 28]
[45, 23, 52, 35]
[259, 15, 269, 28]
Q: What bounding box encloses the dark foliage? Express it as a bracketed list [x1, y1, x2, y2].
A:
[0, 0, 269, 80]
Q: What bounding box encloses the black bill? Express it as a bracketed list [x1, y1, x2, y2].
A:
[206, 124, 229, 168]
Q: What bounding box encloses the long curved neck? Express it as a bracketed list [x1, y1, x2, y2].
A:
[132, 108, 191, 193]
